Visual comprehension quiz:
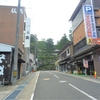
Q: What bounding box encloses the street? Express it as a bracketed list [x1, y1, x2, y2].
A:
[33, 71, 100, 100]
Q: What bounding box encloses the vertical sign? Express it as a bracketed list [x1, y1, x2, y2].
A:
[25, 18, 31, 47]
[83, 59, 88, 68]
[83, 5, 98, 44]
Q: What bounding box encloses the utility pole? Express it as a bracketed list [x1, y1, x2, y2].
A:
[12, 0, 21, 85]
[35, 34, 37, 69]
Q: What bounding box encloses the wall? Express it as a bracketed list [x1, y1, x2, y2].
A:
[73, 21, 86, 45]
[95, 9, 100, 25]
[93, 50, 100, 77]
[0, 6, 25, 52]
[93, 0, 100, 8]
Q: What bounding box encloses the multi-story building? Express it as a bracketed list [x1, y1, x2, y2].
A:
[57, 41, 73, 73]
[0, 5, 30, 84]
[69, 0, 100, 76]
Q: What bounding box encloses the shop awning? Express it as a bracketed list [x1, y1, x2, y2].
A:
[55, 59, 61, 66]
[59, 61, 67, 65]
[59, 56, 70, 65]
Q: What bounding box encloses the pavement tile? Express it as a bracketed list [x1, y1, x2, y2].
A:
[0, 72, 35, 100]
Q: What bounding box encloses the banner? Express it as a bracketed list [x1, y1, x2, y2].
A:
[83, 59, 88, 68]
[25, 18, 31, 47]
[83, 5, 99, 44]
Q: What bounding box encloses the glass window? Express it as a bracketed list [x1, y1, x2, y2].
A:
[67, 48, 70, 56]
[97, 29, 100, 38]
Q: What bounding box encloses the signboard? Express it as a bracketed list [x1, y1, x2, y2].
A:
[83, 5, 99, 44]
[25, 18, 31, 47]
[83, 59, 88, 68]
[0, 53, 11, 84]
[11, 8, 23, 14]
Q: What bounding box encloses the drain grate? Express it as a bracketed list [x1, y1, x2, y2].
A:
[17, 85, 25, 89]
[5, 90, 21, 100]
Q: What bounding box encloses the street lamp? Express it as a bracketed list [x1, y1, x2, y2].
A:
[13, 0, 21, 85]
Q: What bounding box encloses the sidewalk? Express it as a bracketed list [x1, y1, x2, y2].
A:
[66, 73, 100, 84]
[0, 72, 39, 100]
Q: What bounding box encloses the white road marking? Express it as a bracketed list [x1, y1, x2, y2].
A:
[44, 78, 50, 80]
[49, 72, 52, 74]
[59, 80, 67, 83]
[30, 94, 34, 100]
[69, 83, 97, 100]
[54, 75, 59, 78]
[30, 72, 40, 100]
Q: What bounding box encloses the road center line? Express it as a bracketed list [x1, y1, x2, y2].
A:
[54, 75, 59, 78]
[69, 83, 97, 100]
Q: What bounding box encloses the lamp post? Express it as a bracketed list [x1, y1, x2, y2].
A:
[12, 0, 21, 85]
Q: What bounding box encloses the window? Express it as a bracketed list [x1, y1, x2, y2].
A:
[97, 29, 100, 38]
[67, 47, 70, 56]
[24, 22, 26, 32]
[61, 51, 66, 59]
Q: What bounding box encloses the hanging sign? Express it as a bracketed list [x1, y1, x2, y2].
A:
[83, 5, 100, 44]
[25, 18, 31, 47]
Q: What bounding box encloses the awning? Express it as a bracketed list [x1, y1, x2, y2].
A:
[70, 45, 100, 63]
[55, 59, 61, 66]
[59, 56, 70, 65]
[0, 43, 13, 52]
[18, 58, 25, 63]
[59, 61, 67, 65]
[60, 56, 70, 62]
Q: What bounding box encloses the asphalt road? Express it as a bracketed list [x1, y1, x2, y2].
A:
[33, 71, 100, 100]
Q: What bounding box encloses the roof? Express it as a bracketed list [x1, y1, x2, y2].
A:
[0, 43, 14, 52]
[58, 41, 72, 55]
[69, 0, 86, 21]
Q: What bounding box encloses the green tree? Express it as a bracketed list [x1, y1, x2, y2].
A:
[37, 38, 56, 70]
[55, 33, 70, 50]
[46, 38, 54, 55]
[30, 34, 37, 53]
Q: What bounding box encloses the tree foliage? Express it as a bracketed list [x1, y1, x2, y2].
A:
[55, 33, 70, 50]
[30, 33, 70, 70]
[46, 38, 54, 55]
[30, 34, 37, 53]
[37, 38, 56, 70]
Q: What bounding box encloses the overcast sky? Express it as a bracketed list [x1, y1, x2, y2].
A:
[0, 0, 80, 44]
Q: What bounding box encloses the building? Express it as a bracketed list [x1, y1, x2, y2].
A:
[57, 42, 73, 73]
[0, 5, 30, 85]
[30, 53, 36, 71]
[69, 0, 100, 76]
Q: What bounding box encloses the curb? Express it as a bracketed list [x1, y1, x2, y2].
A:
[58, 72, 100, 84]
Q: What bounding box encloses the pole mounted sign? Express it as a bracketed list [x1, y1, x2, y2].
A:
[83, 5, 100, 44]
[25, 18, 31, 47]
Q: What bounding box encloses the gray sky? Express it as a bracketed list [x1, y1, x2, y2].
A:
[0, 0, 80, 44]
